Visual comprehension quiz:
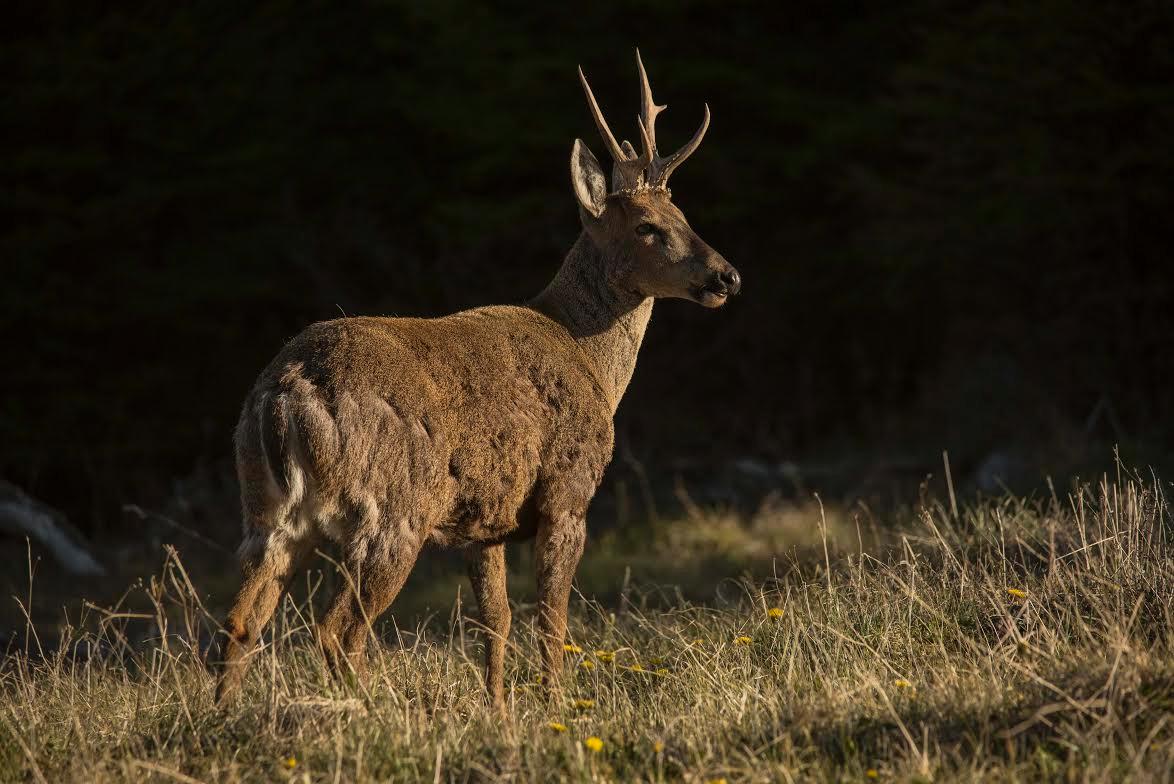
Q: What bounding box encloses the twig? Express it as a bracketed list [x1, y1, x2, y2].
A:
[129, 759, 206, 784]
[942, 450, 958, 521]
[1, 710, 49, 784]
[814, 493, 832, 594]
[123, 504, 231, 554]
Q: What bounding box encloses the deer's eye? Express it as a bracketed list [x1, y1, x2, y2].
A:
[635, 223, 659, 237]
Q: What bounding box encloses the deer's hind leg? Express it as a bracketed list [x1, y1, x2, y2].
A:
[213, 529, 315, 704]
[317, 521, 424, 681]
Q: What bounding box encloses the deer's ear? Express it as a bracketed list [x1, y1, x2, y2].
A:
[570, 139, 607, 219]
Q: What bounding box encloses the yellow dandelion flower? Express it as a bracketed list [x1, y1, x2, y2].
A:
[655, 668, 669, 676]
[653, 740, 665, 753]
[866, 769, 879, 778]
[1007, 588, 1027, 599]
[893, 679, 912, 689]
[284, 757, 298, 769]
[564, 643, 583, 654]
[584, 736, 604, 752]
[580, 659, 595, 671]
[628, 663, 644, 672]
[692, 638, 705, 646]
[574, 698, 595, 710]
[734, 635, 753, 645]
[547, 721, 568, 733]
[767, 607, 785, 619]
[706, 779, 728, 784]
[594, 650, 615, 663]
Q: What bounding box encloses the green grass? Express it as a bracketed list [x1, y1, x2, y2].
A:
[1, 472, 1171, 782]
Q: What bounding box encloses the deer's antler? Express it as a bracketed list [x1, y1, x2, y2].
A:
[578, 66, 652, 192]
[636, 48, 710, 190]
[578, 50, 709, 195]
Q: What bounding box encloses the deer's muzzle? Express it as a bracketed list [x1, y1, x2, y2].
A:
[695, 262, 741, 307]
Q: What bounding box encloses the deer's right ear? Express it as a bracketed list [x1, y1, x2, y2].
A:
[571, 139, 607, 219]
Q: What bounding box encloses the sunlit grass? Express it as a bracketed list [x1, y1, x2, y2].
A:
[1, 473, 1170, 782]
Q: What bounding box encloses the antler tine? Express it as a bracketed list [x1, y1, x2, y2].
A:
[614, 140, 636, 191]
[636, 50, 711, 189]
[635, 48, 666, 155]
[613, 123, 654, 192]
[579, 65, 647, 191]
[648, 103, 710, 189]
[578, 66, 626, 163]
[634, 117, 654, 167]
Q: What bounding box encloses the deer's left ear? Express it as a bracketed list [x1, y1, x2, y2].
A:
[570, 139, 607, 219]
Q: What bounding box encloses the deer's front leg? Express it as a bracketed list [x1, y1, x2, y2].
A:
[466, 542, 511, 713]
[534, 513, 586, 692]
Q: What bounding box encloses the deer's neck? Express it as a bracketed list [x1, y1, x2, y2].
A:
[530, 232, 653, 413]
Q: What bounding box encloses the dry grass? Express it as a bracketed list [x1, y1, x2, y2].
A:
[1, 471, 1171, 782]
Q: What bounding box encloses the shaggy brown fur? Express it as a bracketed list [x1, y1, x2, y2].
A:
[212, 53, 741, 711]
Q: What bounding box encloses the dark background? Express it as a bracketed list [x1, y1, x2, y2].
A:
[4, 1, 1173, 538]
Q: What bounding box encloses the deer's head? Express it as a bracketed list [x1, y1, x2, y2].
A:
[571, 51, 741, 308]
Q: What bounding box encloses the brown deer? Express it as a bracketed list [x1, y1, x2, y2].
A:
[212, 50, 740, 710]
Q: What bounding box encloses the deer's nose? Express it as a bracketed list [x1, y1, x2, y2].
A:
[719, 268, 741, 295]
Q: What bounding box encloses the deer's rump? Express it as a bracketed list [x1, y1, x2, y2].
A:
[232, 308, 614, 556]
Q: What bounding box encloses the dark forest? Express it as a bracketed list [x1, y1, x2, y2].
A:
[4, 1, 1173, 532]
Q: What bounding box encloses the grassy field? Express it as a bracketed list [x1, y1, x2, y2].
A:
[1, 470, 1171, 782]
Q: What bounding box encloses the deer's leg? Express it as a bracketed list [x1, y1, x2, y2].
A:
[466, 542, 511, 713]
[534, 513, 586, 693]
[214, 533, 312, 704]
[318, 534, 422, 681]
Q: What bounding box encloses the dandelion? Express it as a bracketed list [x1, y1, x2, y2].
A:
[594, 650, 615, 663]
[547, 722, 568, 733]
[893, 679, 912, 689]
[653, 740, 665, 754]
[284, 757, 298, 770]
[1007, 588, 1028, 599]
[584, 736, 604, 752]
[580, 660, 595, 671]
[655, 668, 669, 676]
[734, 635, 753, 645]
[866, 769, 879, 778]
[564, 643, 583, 654]
[767, 607, 785, 619]
[574, 698, 595, 710]
[706, 779, 728, 784]
[628, 663, 644, 672]
[692, 638, 705, 646]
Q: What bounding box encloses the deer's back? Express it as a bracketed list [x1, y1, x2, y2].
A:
[234, 306, 615, 550]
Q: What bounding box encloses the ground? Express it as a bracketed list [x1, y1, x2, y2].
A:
[1, 470, 1171, 782]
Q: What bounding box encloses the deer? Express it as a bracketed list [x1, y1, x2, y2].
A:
[212, 50, 741, 711]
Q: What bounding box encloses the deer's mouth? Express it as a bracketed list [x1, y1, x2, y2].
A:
[694, 283, 730, 308]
